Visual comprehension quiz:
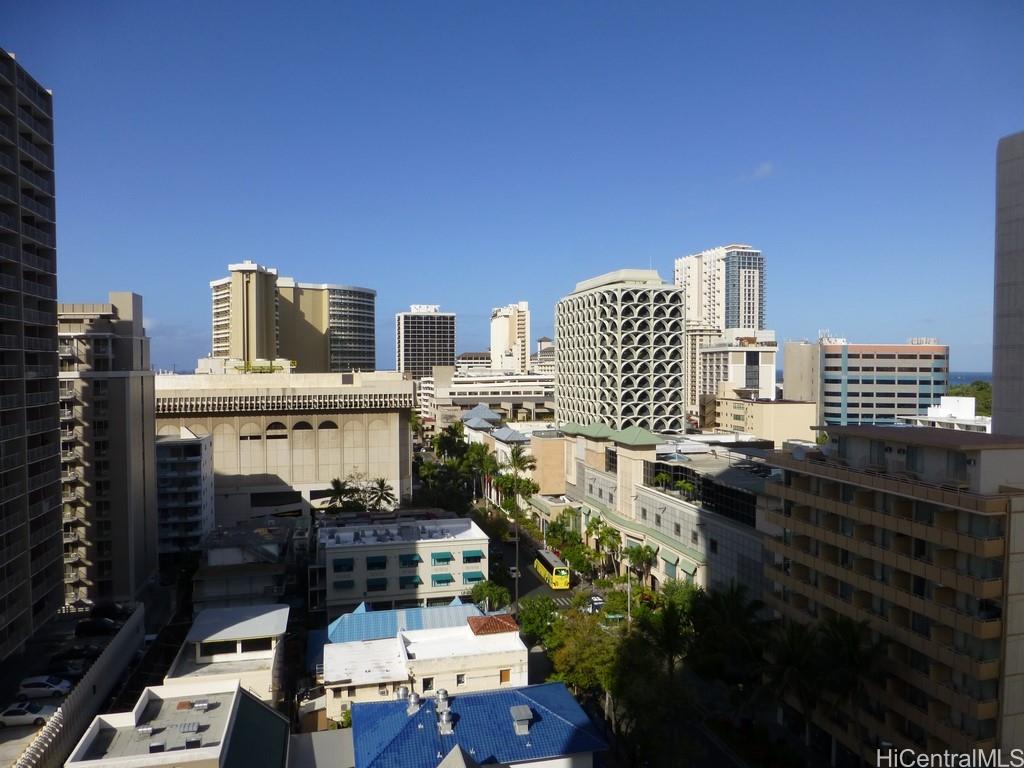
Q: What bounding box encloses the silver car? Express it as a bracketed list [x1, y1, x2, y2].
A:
[17, 676, 72, 699]
[0, 701, 56, 727]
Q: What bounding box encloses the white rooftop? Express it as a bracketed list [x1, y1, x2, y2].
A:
[402, 624, 526, 661]
[318, 518, 486, 548]
[323, 637, 407, 686]
[186, 604, 289, 643]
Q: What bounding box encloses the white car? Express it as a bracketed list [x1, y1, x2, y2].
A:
[17, 676, 72, 699]
[0, 701, 56, 727]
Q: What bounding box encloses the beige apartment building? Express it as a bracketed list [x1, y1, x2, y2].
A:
[763, 426, 1024, 758]
[210, 260, 376, 373]
[711, 391, 817, 447]
[155, 370, 414, 506]
[0, 48, 63, 659]
[490, 300, 531, 373]
[59, 292, 158, 604]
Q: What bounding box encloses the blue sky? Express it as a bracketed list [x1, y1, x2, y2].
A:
[6, 1, 1023, 371]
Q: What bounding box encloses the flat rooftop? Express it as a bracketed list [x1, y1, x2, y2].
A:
[82, 690, 233, 760]
[186, 604, 289, 643]
[822, 424, 1024, 451]
[318, 518, 486, 547]
[402, 624, 524, 661]
[323, 637, 406, 685]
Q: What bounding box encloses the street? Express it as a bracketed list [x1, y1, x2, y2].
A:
[491, 532, 585, 609]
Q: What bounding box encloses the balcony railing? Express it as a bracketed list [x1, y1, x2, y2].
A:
[18, 164, 53, 195]
[25, 417, 57, 435]
[21, 250, 55, 274]
[21, 222, 55, 248]
[23, 309, 56, 326]
[18, 137, 51, 169]
[18, 108, 52, 142]
[23, 281, 56, 300]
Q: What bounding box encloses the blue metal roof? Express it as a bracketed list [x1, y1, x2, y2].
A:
[352, 683, 607, 768]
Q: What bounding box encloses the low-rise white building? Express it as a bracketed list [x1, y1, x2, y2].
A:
[322, 614, 527, 720]
[897, 395, 992, 433]
[164, 604, 289, 703]
[310, 518, 491, 618]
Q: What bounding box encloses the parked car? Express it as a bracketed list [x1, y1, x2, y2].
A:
[48, 658, 90, 682]
[50, 644, 102, 664]
[506, 566, 521, 580]
[0, 701, 56, 727]
[17, 676, 72, 700]
[74, 618, 118, 638]
[90, 602, 132, 621]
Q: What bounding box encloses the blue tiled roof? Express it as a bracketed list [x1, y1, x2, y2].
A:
[461, 403, 503, 423]
[352, 683, 607, 768]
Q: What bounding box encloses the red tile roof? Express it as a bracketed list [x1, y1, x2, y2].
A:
[467, 614, 519, 636]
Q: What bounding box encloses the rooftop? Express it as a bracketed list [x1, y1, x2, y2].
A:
[288, 730, 356, 768]
[186, 604, 289, 643]
[324, 637, 407, 686]
[572, 269, 668, 293]
[317, 518, 486, 548]
[352, 683, 606, 768]
[821, 424, 1024, 451]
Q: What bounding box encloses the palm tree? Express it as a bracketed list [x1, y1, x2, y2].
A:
[763, 619, 823, 746]
[674, 479, 695, 500]
[625, 544, 657, 587]
[462, 443, 494, 502]
[481, 450, 501, 509]
[653, 472, 672, 491]
[597, 525, 622, 576]
[327, 478, 357, 511]
[503, 444, 537, 611]
[636, 596, 692, 682]
[693, 582, 766, 701]
[409, 409, 424, 445]
[818, 615, 886, 765]
[366, 478, 396, 512]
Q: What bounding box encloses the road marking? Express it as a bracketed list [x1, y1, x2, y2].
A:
[553, 597, 573, 608]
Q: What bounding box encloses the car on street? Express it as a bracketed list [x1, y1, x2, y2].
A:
[17, 676, 72, 699]
[50, 644, 103, 664]
[506, 566, 521, 580]
[0, 701, 56, 727]
[74, 617, 118, 638]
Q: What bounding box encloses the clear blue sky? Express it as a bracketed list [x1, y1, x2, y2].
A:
[6, 1, 1023, 371]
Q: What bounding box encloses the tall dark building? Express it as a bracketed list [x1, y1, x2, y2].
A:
[992, 131, 1024, 435]
[0, 48, 63, 659]
[395, 304, 456, 379]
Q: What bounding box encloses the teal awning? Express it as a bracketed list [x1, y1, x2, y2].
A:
[462, 571, 485, 584]
[400, 575, 423, 588]
[661, 552, 680, 566]
[462, 550, 485, 560]
[432, 573, 455, 586]
[679, 559, 697, 576]
[432, 552, 454, 565]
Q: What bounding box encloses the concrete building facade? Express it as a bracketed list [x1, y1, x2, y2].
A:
[490, 300, 531, 373]
[59, 292, 158, 604]
[154, 371, 415, 503]
[555, 270, 686, 432]
[395, 305, 456, 380]
[898, 396, 992, 434]
[0, 48, 63, 659]
[210, 261, 376, 373]
[764, 426, 1024, 757]
[992, 131, 1024, 436]
[782, 337, 949, 426]
[711, 387, 817, 447]
[418, 367, 554, 431]
[156, 427, 215, 561]
[698, 328, 777, 405]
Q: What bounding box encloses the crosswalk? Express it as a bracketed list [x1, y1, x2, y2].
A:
[552, 596, 574, 608]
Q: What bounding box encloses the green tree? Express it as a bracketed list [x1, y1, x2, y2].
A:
[763, 619, 823, 747]
[548, 610, 618, 697]
[517, 596, 556, 646]
[815, 431, 829, 446]
[948, 380, 992, 416]
[470, 580, 510, 610]
[635, 596, 692, 682]
[327, 478, 357, 512]
[625, 544, 657, 587]
[692, 581, 767, 704]
[461, 442, 494, 502]
[819, 615, 887, 766]
[673, 479, 695, 500]
[365, 477, 396, 511]
[653, 471, 672, 490]
[409, 409, 424, 445]
[433, 422, 468, 461]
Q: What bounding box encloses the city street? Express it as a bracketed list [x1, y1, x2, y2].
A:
[491, 531, 583, 609]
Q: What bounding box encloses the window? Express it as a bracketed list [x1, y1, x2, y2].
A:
[654, 514, 661, 527]
[456, 673, 466, 686]
[608, 492, 614, 504]
[333, 689, 342, 699]
[333, 557, 354, 573]
[400, 575, 423, 589]
[347, 686, 356, 697]
[499, 668, 511, 684]
[241, 637, 273, 652]
[598, 489, 603, 499]
[640, 508, 647, 521]
[422, 677, 434, 692]
[378, 686, 388, 696]
[399, 554, 422, 568]
[462, 550, 485, 564]
[366, 555, 387, 570]
[674, 523, 681, 536]
[691, 530, 698, 545]
[367, 577, 388, 592]
[431, 551, 454, 565]
[709, 539, 718, 554]
[199, 640, 237, 657]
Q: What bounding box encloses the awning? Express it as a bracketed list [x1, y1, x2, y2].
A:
[661, 552, 680, 566]
[432, 573, 455, 586]
[462, 571, 486, 584]
[462, 550, 485, 560]
[679, 559, 697, 576]
[432, 552, 454, 565]
[400, 575, 423, 587]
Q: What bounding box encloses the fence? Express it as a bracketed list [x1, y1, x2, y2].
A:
[14, 605, 146, 768]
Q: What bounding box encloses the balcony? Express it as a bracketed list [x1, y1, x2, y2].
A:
[23, 335, 56, 351]
[61, 491, 81, 505]
[26, 444, 56, 463]
[22, 281, 56, 300]
[22, 308, 55, 326]
[25, 416, 57, 434]
[18, 164, 53, 195]
[0, 393, 21, 410]
[61, 450, 79, 462]
[0, 273, 17, 291]
[0, 211, 17, 235]
[20, 222, 55, 248]
[17, 107, 52, 143]
[17, 138, 52, 170]
[21, 250, 55, 274]
[61, 471, 79, 483]
[16, 76, 51, 116]
[25, 389, 57, 407]
[0, 423, 23, 440]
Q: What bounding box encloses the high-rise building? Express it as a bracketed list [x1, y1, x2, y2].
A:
[0, 49, 63, 659]
[395, 305, 456, 380]
[782, 337, 948, 426]
[674, 244, 765, 331]
[765, 426, 1024, 755]
[490, 300, 531, 373]
[59, 293, 158, 603]
[992, 131, 1024, 435]
[698, 328, 777, 402]
[554, 270, 685, 431]
[156, 427, 214, 564]
[209, 261, 375, 373]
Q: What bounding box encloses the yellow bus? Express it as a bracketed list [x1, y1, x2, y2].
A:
[534, 549, 570, 590]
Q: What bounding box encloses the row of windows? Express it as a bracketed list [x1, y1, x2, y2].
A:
[824, 353, 947, 360]
[332, 551, 484, 573]
[331, 571, 485, 591]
